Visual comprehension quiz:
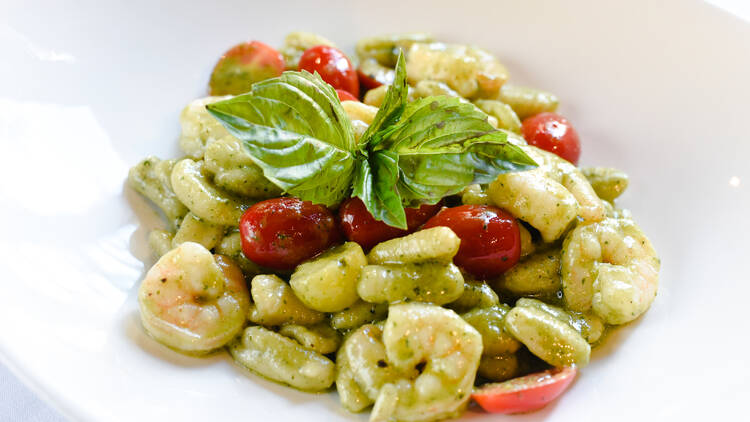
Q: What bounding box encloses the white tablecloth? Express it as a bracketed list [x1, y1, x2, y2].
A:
[0, 361, 68, 422]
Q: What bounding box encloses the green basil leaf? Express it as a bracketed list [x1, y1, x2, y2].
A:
[208, 71, 355, 152]
[352, 151, 407, 229]
[397, 140, 533, 206]
[359, 50, 409, 150]
[206, 70, 356, 206]
[208, 104, 354, 207]
[369, 96, 537, 207]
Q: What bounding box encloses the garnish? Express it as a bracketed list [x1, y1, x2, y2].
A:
[207, 51, 536, 229]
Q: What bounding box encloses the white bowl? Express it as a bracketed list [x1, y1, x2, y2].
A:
[1, 0, 749, 421]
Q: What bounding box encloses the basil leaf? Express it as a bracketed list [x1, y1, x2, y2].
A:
[359, 50, 409, 150]
[208, 71, 355, 152]
[206, 72, 357, 206]
[370, 96, 537, 207]
[352, 150, 407, 229]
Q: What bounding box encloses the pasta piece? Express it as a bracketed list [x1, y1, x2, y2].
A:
[248, 274, 324, 326]
[497, 250, 561, 298]
[171, 211, 225, 250]
[357, 262, 464, 305]
[477, 354, 519, 382]
[203, 136, 282, 199]
[447, 281, 500, 313]
[128, 156, 188, 228]
[518, 224, 536, 258]
[289, 242, 367, 312]
[461, 305, 521, 356]
[504, 305, 590, 367]
[356, 33, 433, 67]
[581, 167, 630, 202]
[367, 227, 460, 265]
[496, 85, 559, 120]
[147, 229, 174, 258]
[363, 84, 416, 108]
[342, 101, 378, 125]
[460, 184, 490, 206]
[278, 322, 342, 354]
[229, 326, 335, 392]
[178, 96, 232, 159]
[170, 158, 251, 226]
[330, 300, 388, 331]
[516, 298, 605, 344]
[474, 99, 522, 133]
[406, 42, 509, 99]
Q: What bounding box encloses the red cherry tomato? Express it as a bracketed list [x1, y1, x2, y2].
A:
[423, 205, 520, 278]
[357, 69, 383, 91]
[472, 367, 577, 414]
[209, 41, 285, 96]
[521, 112, 581, 164]
[298, 45, 359, 97]
[338, 197, 442, 250]
[336, 89, 359, 102]
[357, 58, 395, 91]
[239, 197, 340, 270]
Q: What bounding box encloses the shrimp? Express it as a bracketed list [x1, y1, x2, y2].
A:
[337, 324, 411, 411]
[488, 145, 606, 242]
[561, 217, 660, 325]
[370, 303, 483, 422]
[137, 242, 250, 354]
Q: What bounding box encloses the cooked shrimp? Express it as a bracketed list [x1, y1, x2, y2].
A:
[561, 217, 659, 324]
[138, 242, 250, 354]
[337, 324, 411, 409]
[370, 303, 482, 422]
[488, 145, 606, 242]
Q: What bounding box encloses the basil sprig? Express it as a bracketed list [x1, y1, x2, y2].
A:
[207, 51, 536, 229]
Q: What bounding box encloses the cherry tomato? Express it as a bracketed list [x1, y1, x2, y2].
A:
[357, 69, 383, 91]
[209, 41, 285, 96]
[357, 58, 396, 91]
[336, 89, 359, 102]
[338, 197, 442, 250]
[239, 197, 339, 270]
[472, 367, 577, 414]
[521, 112, 581, 164]
[298, 45, 359, 97]
[423, 205, 520, 278]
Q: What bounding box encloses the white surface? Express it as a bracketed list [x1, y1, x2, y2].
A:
[0, 0, 749, 421]
[0, 361, 67, 422]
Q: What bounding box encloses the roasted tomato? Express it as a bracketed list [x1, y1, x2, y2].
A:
[472, 367, 577, 414]
[336, 89, 359, 102]
[239, 197, 339, 270]
[423, 205, 520, 277]
[209, 41, 285, 95]
[298, 45, 359, 97]
[357, 58, 396, 91]
[521, 112, 581, 164]
[338, 197, 442, 250]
